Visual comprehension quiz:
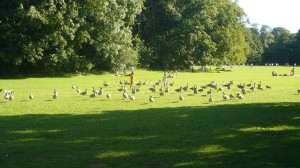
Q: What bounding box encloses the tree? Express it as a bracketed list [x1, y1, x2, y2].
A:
[245, 26, 264, 64]
[136, 0, 249, 70]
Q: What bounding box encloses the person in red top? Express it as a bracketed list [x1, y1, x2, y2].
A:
[130, 72, 134, 88]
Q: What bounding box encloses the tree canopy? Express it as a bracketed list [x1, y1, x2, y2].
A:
[0, 0, 299, 74]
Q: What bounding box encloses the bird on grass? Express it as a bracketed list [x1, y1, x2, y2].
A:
[297, 89, 300, 94]
[90, 91, 97, 98]
[8, 91, 14, 101]
[266, 85, 271, 90]
[208, 94, 213, 103]
[72, 83, 76, 89]
[4, 91, 10, 100]
[179, 94, 184, 101]
[237, 92, 244, 99]
[53, 89, 58, 99]
[81, 89, 88, 95]
[123, 90, 129, 99]
[98, 87, 103, 95]
[149, 96, 155, 103]
[29, 92, 34, 99]
[76, 86, 81, 93]
[223, 92, 230, 100]
[130, 95, 136, 100]
[106, 93, 111, 99]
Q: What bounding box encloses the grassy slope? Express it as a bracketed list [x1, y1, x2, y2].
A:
[0, 66, 299, 168]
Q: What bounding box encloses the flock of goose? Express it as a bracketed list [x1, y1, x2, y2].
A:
[1, 79, 299, 103]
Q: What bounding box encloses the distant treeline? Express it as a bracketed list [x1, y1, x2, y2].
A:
[0, 0, 299, 75]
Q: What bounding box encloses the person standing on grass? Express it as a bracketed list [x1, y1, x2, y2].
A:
[130, 71, 135, 88]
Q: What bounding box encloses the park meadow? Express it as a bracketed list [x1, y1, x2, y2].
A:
[0, 66, 300, 168]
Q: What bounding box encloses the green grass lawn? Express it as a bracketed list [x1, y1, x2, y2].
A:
[0, 66, 300, 168]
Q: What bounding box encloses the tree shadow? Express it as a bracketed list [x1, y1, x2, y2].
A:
[0, 102, 300, 168]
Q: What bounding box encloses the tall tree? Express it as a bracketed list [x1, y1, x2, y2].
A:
[136, 0, 249, 69]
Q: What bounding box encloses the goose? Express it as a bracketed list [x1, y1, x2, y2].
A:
[155, 80, 161, 86]
[81, 89, 88, 95]
[165, 86, 169, 93]
[159, 86, 163, 92]
[136, 81, 142, 86]
[223, 92, 230, 100]
[132, 87, 136, 94]
[4, 91, 10, 100]
[93, 87, 99, 95]
[217, 87, 224, 92]
[119, 80, 123, 85]
[237, 92, 244, 99]
[149, 80, 153, 85]
[183, 83, 189, 92]
[169, 82, 175, 87]
[9, 91, 14, 101]
[143, 79, 147, 85]
[53, 89, 58, 99]
[123, 91, 129, 99]
[130, 95, 136, 100]
[250, 83, 256, 92]
[106, 93, 112, 99]
[103, 81, 109, 87]
[193, 86, 198, 94]
[136, 86, 140, 92]
[242, 88, 247, 95]
[149, 96, 155, 102]
[257, 81, 262, 89]
[159, 90, 165, 96]
[266, 85, 271, 90]
[175, 87, 182, 93]
[118, 86, 124, 92]
[179, 94, 184, 101]
[90, 92, 97, 98]
[297, 89, 300, 94]
[229, 93, 235, 99]
[198, 88, 204, 92]
[76, 86, 81, 93]
[72, 83, 76, 89]
[29, 92, 34, 99]
[207, 89, 212, 95]
[208, 94, 213, 103]
[246, 81, 252, 87]
[114, 81, 118, 87]
[149, 86, 156, 92]
[98, 87, 103, 95]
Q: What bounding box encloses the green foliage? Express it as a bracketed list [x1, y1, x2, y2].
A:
[136, 0, 249, 69]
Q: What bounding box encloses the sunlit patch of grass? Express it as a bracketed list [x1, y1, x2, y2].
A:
[194, 145, 228, 154]
[239, 125, 300, 132]
[14, 138, 43, 142]
[66, 137, 98, 144]
[10, 129, 38, 134]
[218, 134, 237, 139]
[174, 161, 197, 167]
[118, 135, 158, 141]
[97, 151, 137, 159]
[292, 116, 300, 120]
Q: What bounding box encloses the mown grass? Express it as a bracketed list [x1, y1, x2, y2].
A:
[0, 66, 299, 168]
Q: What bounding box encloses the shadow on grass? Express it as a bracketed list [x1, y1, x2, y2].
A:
[0, 102, 300, 168]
